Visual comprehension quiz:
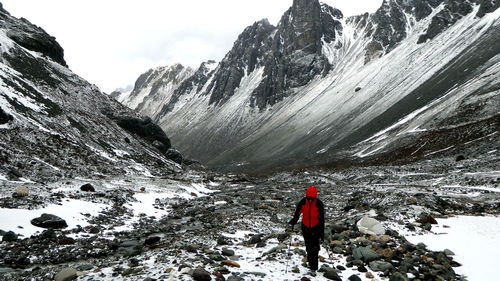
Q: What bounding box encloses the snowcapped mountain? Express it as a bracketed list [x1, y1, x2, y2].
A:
[119, 0, 500, 172]
[0, 4, 185, 182]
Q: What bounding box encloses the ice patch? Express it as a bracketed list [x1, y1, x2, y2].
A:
[0, 199, 107, 238]
[406, 215, 500, 281]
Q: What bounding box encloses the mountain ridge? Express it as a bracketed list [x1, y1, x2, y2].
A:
[119, 0, 499, 172]
[0, 4, 192, 182]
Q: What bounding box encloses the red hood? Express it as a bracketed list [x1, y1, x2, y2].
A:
[306, 186, 317, 198]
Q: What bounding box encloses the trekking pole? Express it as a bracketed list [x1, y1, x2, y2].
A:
[322, 240, 333, 261]
[285, 225, 293, 274]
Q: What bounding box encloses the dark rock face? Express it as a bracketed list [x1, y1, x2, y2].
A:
[477, 0, 500, 17]
[165, 149, 183, 165]
[31, 214, 68, 229]
[0, 8, 66, 66]
[196, 0, 343, 110]
[417, 0, 479, 43]
[250, 1, 341, 109]
[363, 0, 445, 62]
[114, 117, 171, 153]
[109, 91, 122, 99]
[0, 107, 13, 124]
[204, 20, 275, 106]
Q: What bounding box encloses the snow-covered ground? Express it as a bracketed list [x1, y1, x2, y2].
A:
[0, 199, 106, 238]
[407, 216, 500, 281]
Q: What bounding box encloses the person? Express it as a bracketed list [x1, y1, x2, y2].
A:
[288, 186, 325, 271]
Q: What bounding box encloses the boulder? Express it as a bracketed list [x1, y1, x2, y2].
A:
[14, 186, 29, 197]
[166, 149, 184, 164]
[357, 216, 385, 235]
[31, 214, 68, 229]
[144, 236, 161, 246]
[417, 214, 438, 225]
[353, 247, 379, 263]
[80, 184, 95, 192]
[348, 275, 362, 281]
[114, 117, 171, 153]
[54, 267, 78, 281]
[2, 231, 18, 242]
[389, 272, 409, 281]
[222, 248, 235, 257]
[369, 260, 394, 272]
[323, 267, 341, 280]
[192, 268, 211, 281]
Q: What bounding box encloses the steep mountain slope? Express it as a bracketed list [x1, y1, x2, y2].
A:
[120, 0, 499, 172]
[0, 4, 182, 182]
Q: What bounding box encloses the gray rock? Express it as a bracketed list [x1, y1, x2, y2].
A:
[389, 272, 409, 281]
[264, 245, 286, 255]
[443, 249, 455, 256]
[323, 267, 341, 280]
[14, 186, 29, 197]
[369, 260, 394, 272]
[352, 247, 379, 262]
[144, 236, 161, 245]
[245, 271, 266, 277]
[54, 267, 78, 281]
[227, 275, 244, 281]
[192, 268, 211, 281]
[117, 240, 143, 257]
[76, 264, 94, 271]
[31, 214, 68, 229]
[217, 236, 233, 246]
[2, 231, 18, 242]
[348, 275, 362, 281]
[222, 248, 235, 257]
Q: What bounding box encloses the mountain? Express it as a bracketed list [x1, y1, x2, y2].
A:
[119, 0, 500, 172]
[0, 3, 189, 182]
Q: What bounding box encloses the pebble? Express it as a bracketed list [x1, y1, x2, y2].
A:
[221, 260, 240, 268]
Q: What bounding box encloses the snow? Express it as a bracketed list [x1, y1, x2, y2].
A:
[0, 199, 107, 238]
[33, 157, 61, 171]
[0, 29, 15, 54]
[406, 216, 500, 281]
[0, 174, 7, 181]
[441, 185, 500, 193]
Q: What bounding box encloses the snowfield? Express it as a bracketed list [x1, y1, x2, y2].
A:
[407, 216, 500, 281]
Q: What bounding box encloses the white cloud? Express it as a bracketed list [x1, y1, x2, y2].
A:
[1, 0, 383, 93]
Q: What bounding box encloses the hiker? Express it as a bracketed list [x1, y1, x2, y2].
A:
[288, 186, 325, 271]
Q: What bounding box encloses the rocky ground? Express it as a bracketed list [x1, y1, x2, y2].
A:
[0, 153, 499, 281]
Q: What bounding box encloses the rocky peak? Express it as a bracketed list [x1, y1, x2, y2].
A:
[0, 7, 67, 66]
[288, 0, 323, 54]
[203, 19, 275, 106]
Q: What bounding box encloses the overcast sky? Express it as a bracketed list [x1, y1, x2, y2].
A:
[2, 0, 383, 93]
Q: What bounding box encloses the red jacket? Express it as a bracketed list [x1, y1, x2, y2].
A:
[289, 187, 325, 238]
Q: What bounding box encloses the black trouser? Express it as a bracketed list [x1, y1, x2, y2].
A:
[302, 224, 321, 270]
